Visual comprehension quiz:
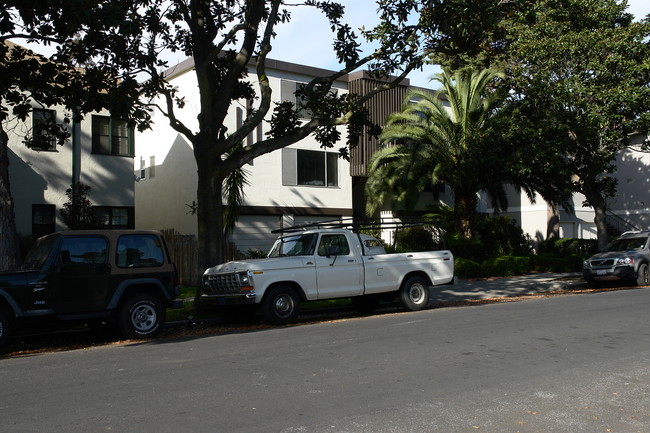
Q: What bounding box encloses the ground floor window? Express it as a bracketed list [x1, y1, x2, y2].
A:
[32, 204, 55, 239]
[93, 206, 134, 229]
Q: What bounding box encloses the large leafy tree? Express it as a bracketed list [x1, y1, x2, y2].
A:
[38, 0, 521, 272]
[435, 1, 650, 248]
[365, 68, 532, 238]
[0, 1, 139, 270]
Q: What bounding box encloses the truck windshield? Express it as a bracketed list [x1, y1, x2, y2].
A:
[268, 233, 318, 257]
[20, 235, 58, 270]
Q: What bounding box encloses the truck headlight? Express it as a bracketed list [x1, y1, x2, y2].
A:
[238, 272, 254, 291]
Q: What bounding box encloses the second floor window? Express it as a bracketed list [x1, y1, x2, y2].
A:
[31, 108, 58, 151]
[92, 115, 134, 156]
[282, 148, 339, 187]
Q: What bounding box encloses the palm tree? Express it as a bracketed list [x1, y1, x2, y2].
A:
[366, 68, 518, 238]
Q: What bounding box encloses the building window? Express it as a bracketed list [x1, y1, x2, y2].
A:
[31, 108, 58, 151]
[297, 150, 338, 187]
[282, 148, 339, 187]
[92, 115, 134, 156]
[93, 206, 134, 229]
[32, 204, 55, 239]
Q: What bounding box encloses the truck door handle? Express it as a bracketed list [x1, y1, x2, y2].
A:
[306, 261, 313, 265]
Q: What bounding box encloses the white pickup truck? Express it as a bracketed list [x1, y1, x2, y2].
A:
[202, 228, 454, 324]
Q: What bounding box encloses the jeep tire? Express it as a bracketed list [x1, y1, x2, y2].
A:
[118, 294, 165, 339]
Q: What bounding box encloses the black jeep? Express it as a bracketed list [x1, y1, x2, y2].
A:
[0, 230, 182, 348]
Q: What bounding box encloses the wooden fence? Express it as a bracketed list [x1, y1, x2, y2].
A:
[160, 229, 242, 286]
[160, 229, 200, 286]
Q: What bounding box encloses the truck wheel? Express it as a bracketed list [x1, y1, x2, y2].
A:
[118, 294, 165, 339]
[262, 286, 299, 325]
[636, 263, 649, 286]
[400, 276, 430, 311]
[0, 309, 12, 349]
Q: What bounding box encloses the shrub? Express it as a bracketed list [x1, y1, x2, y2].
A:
[480, 256, 532, 277]
[393, 226, 440, 253]
[532, 253, 583, 272]
[476, 216, 533, 257]
[455, 257, 482, 278]
[537, 238, 598, 257]
[446, 235, 487, 262]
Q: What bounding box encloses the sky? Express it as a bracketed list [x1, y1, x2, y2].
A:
[269, 0, 650, 88]
[22, 0, 650, 89]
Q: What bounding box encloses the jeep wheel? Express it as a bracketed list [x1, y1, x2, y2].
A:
[636, 263, 650, 286]
[400, 276, 430, 311]
[0, 309, 12, 349]
[118, 294, 165, 339]
[262, 286, 299, 325]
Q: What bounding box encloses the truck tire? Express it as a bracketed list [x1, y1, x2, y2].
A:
[118, 294, 165, 339]
[636, 263, 649, 286]
[0, 309, 12, 349]
[262, 286, 299, 325]
[400, 276, 430, 311]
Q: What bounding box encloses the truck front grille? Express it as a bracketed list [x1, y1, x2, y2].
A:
[204, 274, 241, 294]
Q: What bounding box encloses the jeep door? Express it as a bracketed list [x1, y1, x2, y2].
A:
[50, 236, 111, 314]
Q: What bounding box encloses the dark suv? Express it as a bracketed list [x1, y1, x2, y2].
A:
[583, 230, 650, 286]
[0, 230, 181, 348]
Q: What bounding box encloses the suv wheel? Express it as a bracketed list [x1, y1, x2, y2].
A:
[118, 294, 165, 339]
[636, 263, 650, 286]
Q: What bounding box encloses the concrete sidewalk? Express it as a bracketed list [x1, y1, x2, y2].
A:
[431, 272, 586, 303]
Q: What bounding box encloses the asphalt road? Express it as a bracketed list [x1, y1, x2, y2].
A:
[2, 288, 649, 433]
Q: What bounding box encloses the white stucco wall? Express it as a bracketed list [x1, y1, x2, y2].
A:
[5, 105, 134, 237]
[135, 60, 352, 237]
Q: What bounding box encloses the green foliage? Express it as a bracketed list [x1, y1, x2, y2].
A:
[480, 256, 532, 277]
[443, 215, 531, 262]
[446, 235, 487, 263]
[537, 238, 598, 257]
[366, 68, 518, 239]
[532, 253, 583, 273]
[454, 257, 482, 279]
[475, 216, 533, 257]
[243, 248, 267, 259]
[60, 183, 103, 230]
[393, 226, 439, 253]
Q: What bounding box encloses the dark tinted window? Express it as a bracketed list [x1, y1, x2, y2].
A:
[116, 234, 164, 268]
[60, 237, 108, 264]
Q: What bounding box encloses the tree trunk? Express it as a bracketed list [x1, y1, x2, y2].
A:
[0, 125, 21, 270]
[583, 182, 609, 251]
[454, 193, 478, 239]
[546, 202, 560, 239]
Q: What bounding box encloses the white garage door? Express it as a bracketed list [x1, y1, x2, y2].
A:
[229, 215, 281, 255]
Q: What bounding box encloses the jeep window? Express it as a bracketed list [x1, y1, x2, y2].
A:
[605, 236, 649, 252]
[116, 234, 164, 267]
[21, 234, 58, 270]
[60, 237, 108, 264]
[268, 233, 318, 257]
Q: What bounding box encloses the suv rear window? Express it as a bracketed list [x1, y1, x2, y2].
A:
[116, 234, 165, 268]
